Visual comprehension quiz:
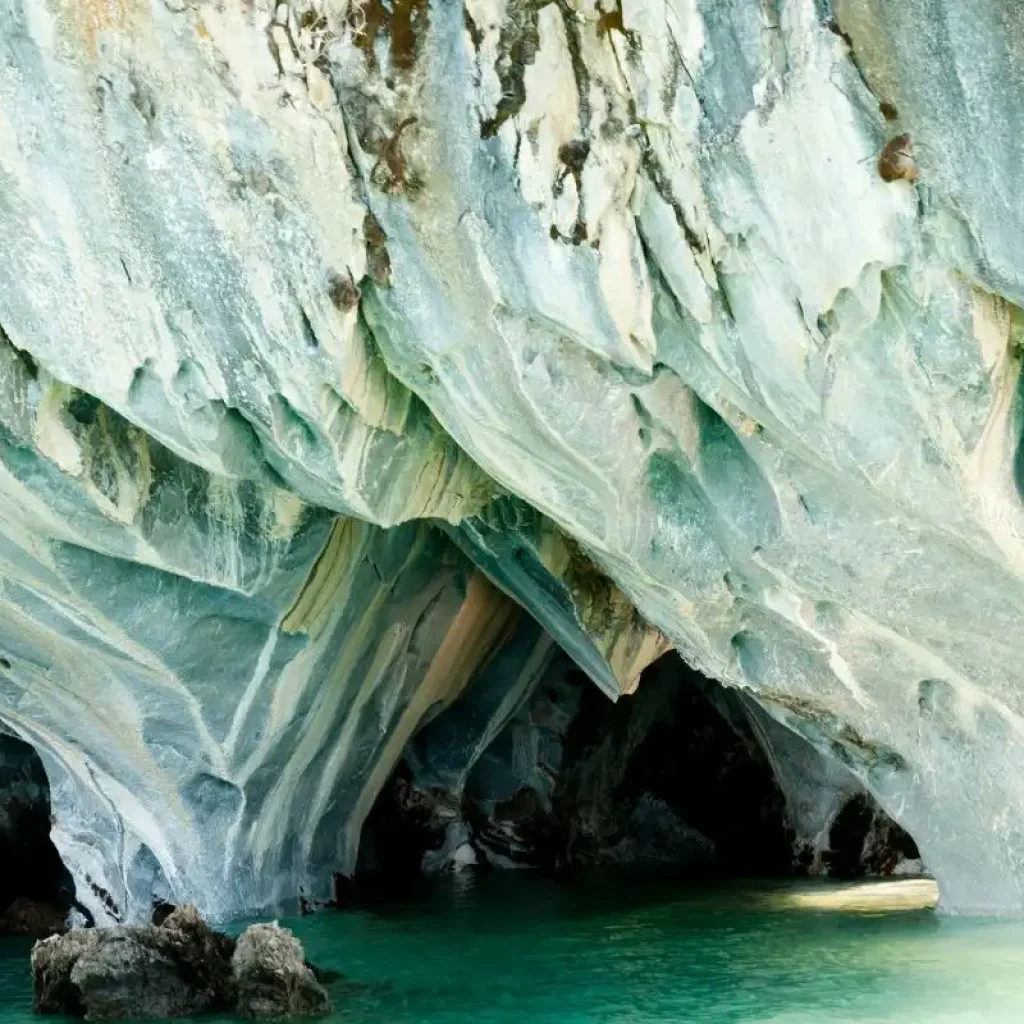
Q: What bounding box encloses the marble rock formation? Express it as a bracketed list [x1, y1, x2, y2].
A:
[0, 0, 1021, 918]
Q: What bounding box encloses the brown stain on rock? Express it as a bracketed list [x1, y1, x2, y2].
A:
[363, 212, 393, 287]
[597, 2, 625, 36]
[348, 0, 430, 73]
[390, 0, 429, 71]
[370, 115, 420, 195]
[330, 272, 361, 313]
[558, 139, 591, 175]
[877, 133, 920, 183]
[350, 0, 389, 70]
[69, 0, 144, 57]
[480, 0, 543, 138]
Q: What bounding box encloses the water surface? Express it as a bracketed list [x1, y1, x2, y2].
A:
[3, 874, 1022, 1023]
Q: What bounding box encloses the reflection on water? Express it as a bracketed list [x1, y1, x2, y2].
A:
[0, 874, 1019, 1024]
[778, 877, 939, 913]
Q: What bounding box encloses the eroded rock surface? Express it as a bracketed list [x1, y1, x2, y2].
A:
[33, 905, 235, 1019]
[233, 923, 331, 1019]
[32, 905, 328, 1020]
[0, 0, 1021, 918]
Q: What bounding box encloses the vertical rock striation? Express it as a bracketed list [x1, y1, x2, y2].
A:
[0, 0, 1021, 916]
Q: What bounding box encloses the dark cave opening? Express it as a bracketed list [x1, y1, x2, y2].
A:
[549, 656, 796, 875]
[824, 792, 920, 879]
[0, 733, 76, 934]
[353, 652, 922, 895]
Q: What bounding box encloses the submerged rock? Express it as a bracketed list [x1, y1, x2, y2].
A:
[31, 906, 328, 1020]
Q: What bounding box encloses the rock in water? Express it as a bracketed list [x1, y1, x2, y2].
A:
[32, 929, 93, 1017]
[31, 906, 327, 1019]
[32, 905, 233, 1019]
[64, 936, 214, 1021]
[233, 923, 331, 1019]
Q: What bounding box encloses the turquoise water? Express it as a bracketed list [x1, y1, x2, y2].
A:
[3, 874, 1024, 1023]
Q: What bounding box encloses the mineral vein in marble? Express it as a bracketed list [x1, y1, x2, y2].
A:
[0, 0, 1021, 918]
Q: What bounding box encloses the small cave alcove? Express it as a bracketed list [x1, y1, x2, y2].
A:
[823, 791, 920, 879]
[0, 732, 76, 935]
[352, 651, 922, 893]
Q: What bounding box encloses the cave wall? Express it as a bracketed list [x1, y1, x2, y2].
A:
[0, 293, 659, 924]
[0, 0, 1021, 916]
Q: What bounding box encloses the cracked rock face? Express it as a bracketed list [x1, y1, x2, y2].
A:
[0, 0, 1022, 919]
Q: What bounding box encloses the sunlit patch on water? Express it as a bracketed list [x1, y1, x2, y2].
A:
[773, 877, 940, 913]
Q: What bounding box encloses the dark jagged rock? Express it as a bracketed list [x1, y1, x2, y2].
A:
[32, 905, 234, 1019]
[150, 900, 177, 927]
[404, 655, 796, 874]
[355, 761, 454, 881]
[232, 923, 331, 1019]
[364, 655, 791, 876]
[31, 906, 328, 1020]
[549, 657, 796, 873]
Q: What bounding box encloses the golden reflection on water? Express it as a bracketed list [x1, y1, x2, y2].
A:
[772, 878, 939, 913]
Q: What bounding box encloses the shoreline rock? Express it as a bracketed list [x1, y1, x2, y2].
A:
[31, 905, 330, 1020]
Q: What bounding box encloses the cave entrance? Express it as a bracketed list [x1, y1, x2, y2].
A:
[355, 651, 921, 888]
[548, 654, 797, 876]
[0, 732, 76, 934]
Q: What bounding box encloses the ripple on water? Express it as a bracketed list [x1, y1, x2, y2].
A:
[0, 876, 1020, 1024]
